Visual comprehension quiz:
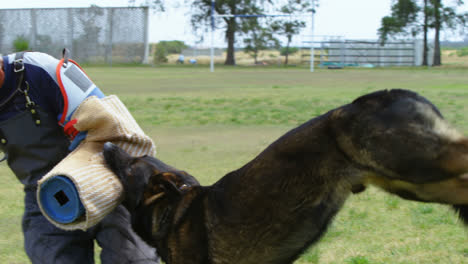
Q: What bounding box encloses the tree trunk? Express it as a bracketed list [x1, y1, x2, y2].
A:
[225, 17, 236, 65]
[433, 0, 442, 66]
[254, 49, 258, 64]
[284, 36, 292, 65]
[433, 27, 441, 66]
[422, 0, 428, 66]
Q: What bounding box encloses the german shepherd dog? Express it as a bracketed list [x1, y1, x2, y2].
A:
[103, 89, 468, 264]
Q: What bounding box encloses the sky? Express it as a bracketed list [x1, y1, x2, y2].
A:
[2, 0, 467, 46]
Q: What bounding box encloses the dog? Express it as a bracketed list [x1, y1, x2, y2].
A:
[103, 89, 468, 264]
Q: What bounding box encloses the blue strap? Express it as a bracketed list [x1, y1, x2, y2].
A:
[68, 131, 87, 151]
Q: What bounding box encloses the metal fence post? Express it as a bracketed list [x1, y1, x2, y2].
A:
[105, 8, 114, 65]
[379, 44, 384, 67]
[413, 39, 420, 66]
[340, 40, 345, 66]
[143, 7, 150, 64]
[67, 9, 74, 55]
[30, 9, 37, 51]
[320, 41, 324, 67]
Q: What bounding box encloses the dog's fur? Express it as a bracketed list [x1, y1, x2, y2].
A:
[104, 89, 468, 264]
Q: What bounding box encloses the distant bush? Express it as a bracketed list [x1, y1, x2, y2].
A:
[153, 41, 188, 64]
[456, 47, 468, 57]
[13, 36, 29, 51]
[157, 41, 188, 54]
[154, 44, 168, 64]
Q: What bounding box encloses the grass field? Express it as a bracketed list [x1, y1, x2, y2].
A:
[1, 65, 468, 263]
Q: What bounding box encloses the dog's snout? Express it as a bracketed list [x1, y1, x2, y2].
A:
[103, 142, 116, 153]
[103, 142, 125, 171]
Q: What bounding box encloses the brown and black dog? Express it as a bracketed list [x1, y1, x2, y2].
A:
[103, 89, 468, 264]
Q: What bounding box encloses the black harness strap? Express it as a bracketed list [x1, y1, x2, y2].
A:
[0, 52, 41, 125]
[13, 52, 41, 126]
[0, 52, 26, 109]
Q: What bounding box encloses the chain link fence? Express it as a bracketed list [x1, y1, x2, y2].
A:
[0, 6, 149, 64]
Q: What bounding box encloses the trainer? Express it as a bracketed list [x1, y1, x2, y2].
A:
[0, 51, 159, 263]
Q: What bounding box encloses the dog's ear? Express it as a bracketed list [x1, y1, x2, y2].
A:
[143, 172, 183, 206]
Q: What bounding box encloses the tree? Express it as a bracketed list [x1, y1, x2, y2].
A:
[242, 17, 279, 64]
[422, 0, 431, 66]
[187, 0, 315, 66]
[154, 43, 169, 64]
[378, 0, 432, 66]
[190, 0, 277, 65]
[271, 20, 305, 65]
[430, 0, 468, 65]
[379, 0, 467, 66]
[270, 0, 309, 65]
[432, 0, 442, 65]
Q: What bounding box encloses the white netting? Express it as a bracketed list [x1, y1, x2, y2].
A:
[0, 6, 149, 64]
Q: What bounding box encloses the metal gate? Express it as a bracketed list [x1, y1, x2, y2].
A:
[303, 36, 432, 67]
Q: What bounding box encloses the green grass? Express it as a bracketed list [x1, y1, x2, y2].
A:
[457, 47, 468, 57]
[1, 66, 468, 263]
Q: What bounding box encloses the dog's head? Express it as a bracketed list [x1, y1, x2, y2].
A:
[332, 89, 468, 217]
[103, 142, 200, 243]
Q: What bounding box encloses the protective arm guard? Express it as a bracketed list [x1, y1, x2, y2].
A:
[56, 59, 104, 150]
[56, 59, 104, 126]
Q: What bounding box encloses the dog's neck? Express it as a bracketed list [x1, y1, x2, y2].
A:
[150, 186, 209, 263]
[150, 205, 175, 262]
